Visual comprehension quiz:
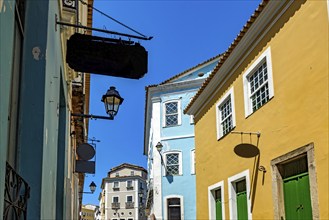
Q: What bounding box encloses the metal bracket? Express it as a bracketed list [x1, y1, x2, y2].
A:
[56, 19, 153, 41]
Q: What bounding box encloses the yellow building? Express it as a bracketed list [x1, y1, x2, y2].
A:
[81, 204, 97, 220]
[185, 0, 328, 219]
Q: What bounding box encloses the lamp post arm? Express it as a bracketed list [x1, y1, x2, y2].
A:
[71, 113, 113, 120]
[158, 153, 168, 173]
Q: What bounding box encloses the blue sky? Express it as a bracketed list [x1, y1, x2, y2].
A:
[83, 0, 261, 205]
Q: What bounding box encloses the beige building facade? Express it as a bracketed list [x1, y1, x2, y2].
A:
[100, 163, 148, 220]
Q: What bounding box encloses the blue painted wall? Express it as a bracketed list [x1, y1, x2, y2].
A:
[0, 0, 16, 216]
[156, 61, 218, 219]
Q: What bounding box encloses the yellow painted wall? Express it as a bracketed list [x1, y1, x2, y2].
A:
[194, 1, 328, 219]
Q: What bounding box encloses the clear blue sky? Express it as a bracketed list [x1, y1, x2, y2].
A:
[83, 0, 261, 205]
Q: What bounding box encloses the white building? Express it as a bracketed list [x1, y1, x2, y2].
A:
[100, 163, 148, 220]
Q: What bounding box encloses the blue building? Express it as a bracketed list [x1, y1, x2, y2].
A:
[0, 0, 93, 218]
[144, 55, 221, 219]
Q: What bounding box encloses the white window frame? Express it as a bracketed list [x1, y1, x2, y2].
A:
[126, 195, 133, 202]
[243, 47, 274, 117]
[163, 151, 183, 176]
[228, 170, 252, 220]
[126, 180, 133, 188]
[163, 99, 182, 127]
[189, 98, 195, 124]
[112, 196, 119, 203]
[191, 149, 195, 175]
[113, 181, 119, 188]
[163, 195, 184, 220]
[208, 181, 225, 220]
[216, 87, 236, 139]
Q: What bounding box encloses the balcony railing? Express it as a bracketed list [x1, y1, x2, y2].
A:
[3, 162, 30, 220]
[126, 186, 133, 190]
[125, 202, 134, 209]
[113, 187, 120, 191]
[111, 202, 120, 209]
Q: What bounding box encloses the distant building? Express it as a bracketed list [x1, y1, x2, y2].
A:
[81, 204, 98, 220]
[100, 163, 148, 220]
[143, 55, 221, 219]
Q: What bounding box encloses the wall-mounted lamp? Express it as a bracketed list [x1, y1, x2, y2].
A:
[156, 142, 163, 153]
[155, 142, 167, 173]
[79, 181, 97, 194]
[72, 86, 124, 120]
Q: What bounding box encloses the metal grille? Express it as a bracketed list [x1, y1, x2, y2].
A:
[165, 102, 178, 126]
[3, 162, 30, 220]
[219, 97, 233, 136]
[249, 61, 269, 112]
[166, 154, 179, 175]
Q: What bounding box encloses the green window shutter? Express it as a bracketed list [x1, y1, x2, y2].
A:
[236, 179, 248, 220]
[215, 189, 222, 220]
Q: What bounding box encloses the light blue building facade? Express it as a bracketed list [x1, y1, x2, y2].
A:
[144, 55, 221, 219]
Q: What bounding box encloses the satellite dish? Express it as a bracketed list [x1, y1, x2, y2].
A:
[77, 143, 95, 160]
[234, 143, 259, 158]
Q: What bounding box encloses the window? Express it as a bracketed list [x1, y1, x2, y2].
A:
[164, 196, 184, 220]
[189, 98, 195, 124]
[228, 170, 252, 220]
[243, 47, 274, 117]
[164, 152, 182, 176]
[113, 196, 119, 203]
[116, 172, 119, 177]
[191, 149, 196, 174]
[163, 100, 181, 127]
[127, 180, 133, 189]
[127, 196, 133, 202]
[113, 181, 119, 190]
[216, 87, 236, 139]
[131, 171, 134, 176]
[208, 181, 225, 220]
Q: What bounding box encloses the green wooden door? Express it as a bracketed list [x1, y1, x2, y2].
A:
[283, 173, 312, 220]
[236, 180, 248, 220]
[215, 189, 222, 220]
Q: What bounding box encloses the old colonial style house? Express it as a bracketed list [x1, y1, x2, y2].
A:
[144, 55, 221, 219]
[0, 0, 93, 218]
[100, 163, 148, 220]
[185, 0, 328, 219]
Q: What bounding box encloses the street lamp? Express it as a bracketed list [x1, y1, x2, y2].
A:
[102, 86, 124, 119]
[156, 142, 163, 153]
[80, 181, 97, 194]
[72, 86, 124, 120]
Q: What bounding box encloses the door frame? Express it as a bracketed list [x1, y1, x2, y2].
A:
[228, 170, 252, 220]
[271, 143, 319, 219]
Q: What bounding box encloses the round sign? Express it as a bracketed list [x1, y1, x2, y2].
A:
[76, 143, 95, 160]
[234, 143, 259, 158]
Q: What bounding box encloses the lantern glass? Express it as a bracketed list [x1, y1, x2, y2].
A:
[89, 181, 96, 193]
[156, 142, 163, 152]
[102, 86, 124, 118]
